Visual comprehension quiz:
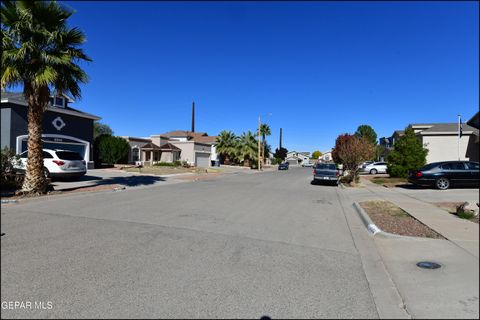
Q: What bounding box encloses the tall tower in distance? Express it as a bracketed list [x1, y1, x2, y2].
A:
[191, 101, 195, 133]
[279, 128, 283, 149]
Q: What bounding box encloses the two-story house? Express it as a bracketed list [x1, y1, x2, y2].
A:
[1, 91, 101, 168]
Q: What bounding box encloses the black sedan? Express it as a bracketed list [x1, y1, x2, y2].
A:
[278, 162, 289, 170]
[408, 161, 479, 190]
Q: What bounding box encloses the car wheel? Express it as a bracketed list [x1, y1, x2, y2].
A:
[370, 169, 378, 175]
[43, 167, 50, 178]
[435, 177, 450, 190]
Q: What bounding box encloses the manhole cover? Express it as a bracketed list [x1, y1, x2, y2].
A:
[416, 261, 441, 269]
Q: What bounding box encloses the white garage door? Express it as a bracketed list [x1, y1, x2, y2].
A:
[287, 159, 298, 165]
[195, 153, 210, 167]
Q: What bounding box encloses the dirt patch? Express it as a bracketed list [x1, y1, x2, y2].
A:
[432, 202, 479, 224]
[1, 184, 124, 201]
[370, 177, 408, 188]
[360, 200, 444, 238]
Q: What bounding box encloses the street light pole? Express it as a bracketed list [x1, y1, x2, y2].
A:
[258, 114, 261, 171]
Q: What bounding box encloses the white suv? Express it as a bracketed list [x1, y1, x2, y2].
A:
[15, 149, 87, 179]
[363, 162, 388, 174]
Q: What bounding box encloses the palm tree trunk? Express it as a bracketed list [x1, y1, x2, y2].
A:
[21, 85, 49, 194]
[224, 154, 230, 165]
[262, 140, 265, 164]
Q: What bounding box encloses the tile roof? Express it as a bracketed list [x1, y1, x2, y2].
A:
[194, 136, 218, 144]
[159, 142, 181, 151]
[141, 142, 161, 150]
[161, 130, 207, 138]
[419, 123, 478, 134]
[1, 91, 100, 120]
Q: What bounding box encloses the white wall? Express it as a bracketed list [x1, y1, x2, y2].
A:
[171, 141, 211, 165]
[211, 144, 218, 161]
[421, 134, 473, 163]
[171, 141, 195, 165]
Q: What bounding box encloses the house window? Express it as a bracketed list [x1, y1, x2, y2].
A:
[132, 147, 139, 162]
[50, 96, 65, 108]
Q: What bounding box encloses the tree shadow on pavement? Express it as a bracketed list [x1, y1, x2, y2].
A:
[396, 184, 426, 189]
[53, 175, 166, 192]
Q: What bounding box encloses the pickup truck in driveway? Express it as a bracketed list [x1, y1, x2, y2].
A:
[312, 163, 339, 185]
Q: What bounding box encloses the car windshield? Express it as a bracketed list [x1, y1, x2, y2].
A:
[316, 164, 336, 170]
[55, 151, 83, 161]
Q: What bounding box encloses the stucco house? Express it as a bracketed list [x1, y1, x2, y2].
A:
[122, 130, 218, 167]
[285, 151, 310, 165]
[383, 119, 479, 164]
[1, 91, 101, 168]
[319, 150, 333, 162]
[409, 122, 478, 163]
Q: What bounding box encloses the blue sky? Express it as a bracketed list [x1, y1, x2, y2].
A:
[64, 1, 478, 153]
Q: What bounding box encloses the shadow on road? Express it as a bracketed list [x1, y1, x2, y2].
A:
[52, 175, 166, 191]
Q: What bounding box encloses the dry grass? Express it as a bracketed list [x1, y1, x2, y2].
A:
[360, 200, 443, 238]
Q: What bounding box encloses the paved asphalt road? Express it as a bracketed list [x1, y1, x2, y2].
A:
[1, 167, 380, 319]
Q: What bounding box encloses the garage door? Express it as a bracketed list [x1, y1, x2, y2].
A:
[287, 159, 298, 166]
[195, 153, 210, 167]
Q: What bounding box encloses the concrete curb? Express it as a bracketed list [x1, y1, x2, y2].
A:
[353, 202, 405, 239]
[1, 199, 19, 204]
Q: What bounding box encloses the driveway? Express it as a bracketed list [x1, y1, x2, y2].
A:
[392, 184, 479, 203]
[1, 167, 382, 319]
[360, 173, 479, 203]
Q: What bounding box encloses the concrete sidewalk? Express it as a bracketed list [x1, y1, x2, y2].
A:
[360, 177, 479, 259]
[343, 179, 479, 318]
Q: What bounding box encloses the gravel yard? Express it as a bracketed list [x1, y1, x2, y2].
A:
[360, 200, 443, 238]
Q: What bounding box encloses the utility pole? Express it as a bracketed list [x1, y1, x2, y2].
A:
[191, 101, 195, 133]
[458, 114, 461, 160]
[258, 115, 261, 171]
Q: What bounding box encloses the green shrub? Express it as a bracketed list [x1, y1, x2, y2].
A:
[94, 135, 130, 165]
[1, 147, 22, 189]
[387, 128, 428, 178]
[272, 157, 282, 165]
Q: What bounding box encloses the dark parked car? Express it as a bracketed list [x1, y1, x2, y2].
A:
[408, 161, 479, 190]
[278, 162, 289, 170]
[312, 163, 339, 185]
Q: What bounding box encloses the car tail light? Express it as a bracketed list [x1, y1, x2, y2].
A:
[313, 169, 316, 174]
[53, 160, 65, 166]
[415, 171, 423, 177]
[336, 170, 340, 177]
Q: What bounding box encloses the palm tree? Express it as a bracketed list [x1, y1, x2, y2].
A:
[238, 131, 258, 167]
[215, 130, 238, 165]
[259, 123, 271, 164]
[1, 1, 91, 194]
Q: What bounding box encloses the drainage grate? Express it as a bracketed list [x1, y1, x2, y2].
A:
[416, 261, 441, 269]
